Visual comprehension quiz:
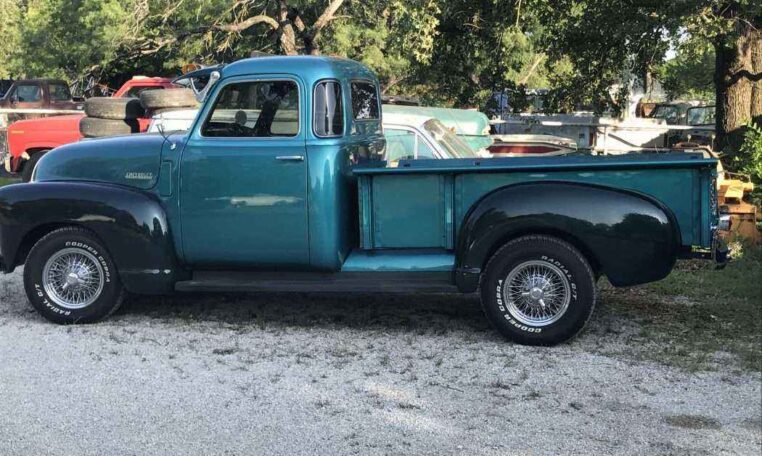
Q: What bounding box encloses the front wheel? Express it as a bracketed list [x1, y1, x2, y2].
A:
[23, 227, 125, 324]
[480, 235, 596, 346]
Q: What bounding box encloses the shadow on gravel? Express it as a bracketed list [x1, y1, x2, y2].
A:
[119, 292, 494, 335]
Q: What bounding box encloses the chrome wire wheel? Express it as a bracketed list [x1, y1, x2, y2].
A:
[42, 247, 105, 310]
[503, 260, 571, 327]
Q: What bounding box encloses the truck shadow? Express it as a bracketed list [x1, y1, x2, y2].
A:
[120, 292, 494, 335]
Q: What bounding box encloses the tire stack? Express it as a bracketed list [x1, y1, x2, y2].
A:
[80, 98, 144, 138]
[139, 88, 198, 115]
[79, 89, 197, 138]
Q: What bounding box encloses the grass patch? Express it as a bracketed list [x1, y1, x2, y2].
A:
[598, 243, 762, 372]
[0, 176, 19, 187]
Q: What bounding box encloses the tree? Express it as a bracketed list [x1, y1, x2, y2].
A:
[10, 0, 136, 80]
[693, 1, 762, 151]
[0, 0, 21, 78]
[423, 0, 549, 110]
[322, 0, 440, 94]
[656, 44, 715, 102]
[534, 0, 761, 152]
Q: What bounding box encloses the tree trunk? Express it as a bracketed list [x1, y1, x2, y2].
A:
[714, 26, 758, 152]
[279, 1, 299, 55]
[751, 29, 762, 126]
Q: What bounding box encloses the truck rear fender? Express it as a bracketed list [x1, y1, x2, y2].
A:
[454, 181, 681, 292]
[0, 181, 179, 294]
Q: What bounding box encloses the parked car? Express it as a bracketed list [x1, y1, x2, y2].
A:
[2, 77, 179, 181]
[147, 107, 483, 164]
[0, 79, 83, 112]
[488, 134, 579, 157]
[0, 56, 728, 346]
[649, 102, 716, 148]
[383, 111, 479, 164]
[0, 78, 83, 132]
[383, 104, 493, 151]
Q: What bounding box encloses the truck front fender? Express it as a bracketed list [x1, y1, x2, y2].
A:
[0, 181, 178, 294]
[455, 182, 681, 292]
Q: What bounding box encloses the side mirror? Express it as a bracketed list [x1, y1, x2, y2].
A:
[195, 71, 221, 103]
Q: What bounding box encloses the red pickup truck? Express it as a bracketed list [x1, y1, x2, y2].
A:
[3, 77, 177, 181]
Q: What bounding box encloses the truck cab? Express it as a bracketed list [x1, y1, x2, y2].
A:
[0, 79, 82, 112]
[0, 57, 726, 346]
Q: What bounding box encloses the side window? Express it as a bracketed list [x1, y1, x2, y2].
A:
[384, 129, 416, 163]
[314, 80, 343, 137]
[350, 81, 379, 120]
[417, 138, 436, 159]
[202, 80, 299, 138]
[15, 85, 42, 102]
[49, 83, 71, 102]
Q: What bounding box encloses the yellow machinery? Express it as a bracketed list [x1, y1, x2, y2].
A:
[717, 166, 760, 244]
[674, 143, 760, 243]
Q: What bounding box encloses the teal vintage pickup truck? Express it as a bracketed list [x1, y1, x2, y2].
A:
[0, 56, 728, 345]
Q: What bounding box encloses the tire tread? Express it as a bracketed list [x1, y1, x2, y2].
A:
[480, 235, 596, 345]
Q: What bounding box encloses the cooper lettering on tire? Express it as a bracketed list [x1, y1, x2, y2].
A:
[23, 227, 125, 324]
[480, 235, 596, 345]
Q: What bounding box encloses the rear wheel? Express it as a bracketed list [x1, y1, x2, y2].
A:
[23, 227, 124, 324]
[480, 235, 596, 346]
[21, 150, 48, 182]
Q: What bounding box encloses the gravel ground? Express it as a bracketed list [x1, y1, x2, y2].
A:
[0, 267, 760, 455]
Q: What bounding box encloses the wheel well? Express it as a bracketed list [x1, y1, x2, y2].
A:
[482, 228, 603, 278]
[14, 223, 74, 267]
[18, 148, 51, 170]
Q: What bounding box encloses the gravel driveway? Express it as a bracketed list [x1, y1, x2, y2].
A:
[0, 268, 760, 455]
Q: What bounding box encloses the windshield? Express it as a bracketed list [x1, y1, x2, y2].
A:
[650, 105, 682, 124]
[686, 106, 715, 126]
[422, 119, 477, 158]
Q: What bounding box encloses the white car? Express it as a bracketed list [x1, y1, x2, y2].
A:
[148, 108, 487, 164]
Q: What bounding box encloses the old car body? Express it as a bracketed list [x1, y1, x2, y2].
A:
[0, 56, 726, 346]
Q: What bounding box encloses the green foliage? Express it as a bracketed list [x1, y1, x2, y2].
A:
[737, 123, 762, 182]
[657, 45, 715, 102]
[0, 0, 22, 78]
[12, 0, 135, 79]
[423, 0, 546, 109]
[323, 0, 440, 94]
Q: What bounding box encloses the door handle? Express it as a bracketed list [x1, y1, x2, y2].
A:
[275, 155, 304, 162]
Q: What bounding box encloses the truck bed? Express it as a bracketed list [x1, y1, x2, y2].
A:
[354, 152, 717, 251]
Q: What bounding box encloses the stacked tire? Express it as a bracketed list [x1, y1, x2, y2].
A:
[80, 98, 143, 138]
[139, 88, 198, 115]
[79, 88, 197, 138]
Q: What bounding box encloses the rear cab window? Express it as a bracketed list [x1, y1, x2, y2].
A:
[350, 81, 379, 121]
[202, 80, 300, 138]
[313, 80, 343, 137]
[49, 83, 72, 102]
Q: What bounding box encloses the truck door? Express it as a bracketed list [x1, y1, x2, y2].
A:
[8, 83, 44, 110]
[179, 76, 310, 267]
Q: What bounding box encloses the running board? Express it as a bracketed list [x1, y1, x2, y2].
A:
[175, 271, 458, 293]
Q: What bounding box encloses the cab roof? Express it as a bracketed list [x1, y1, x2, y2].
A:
[221, 56, 377, 86]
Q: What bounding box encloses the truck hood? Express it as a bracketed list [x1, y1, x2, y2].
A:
[34, 133, 171, 190]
